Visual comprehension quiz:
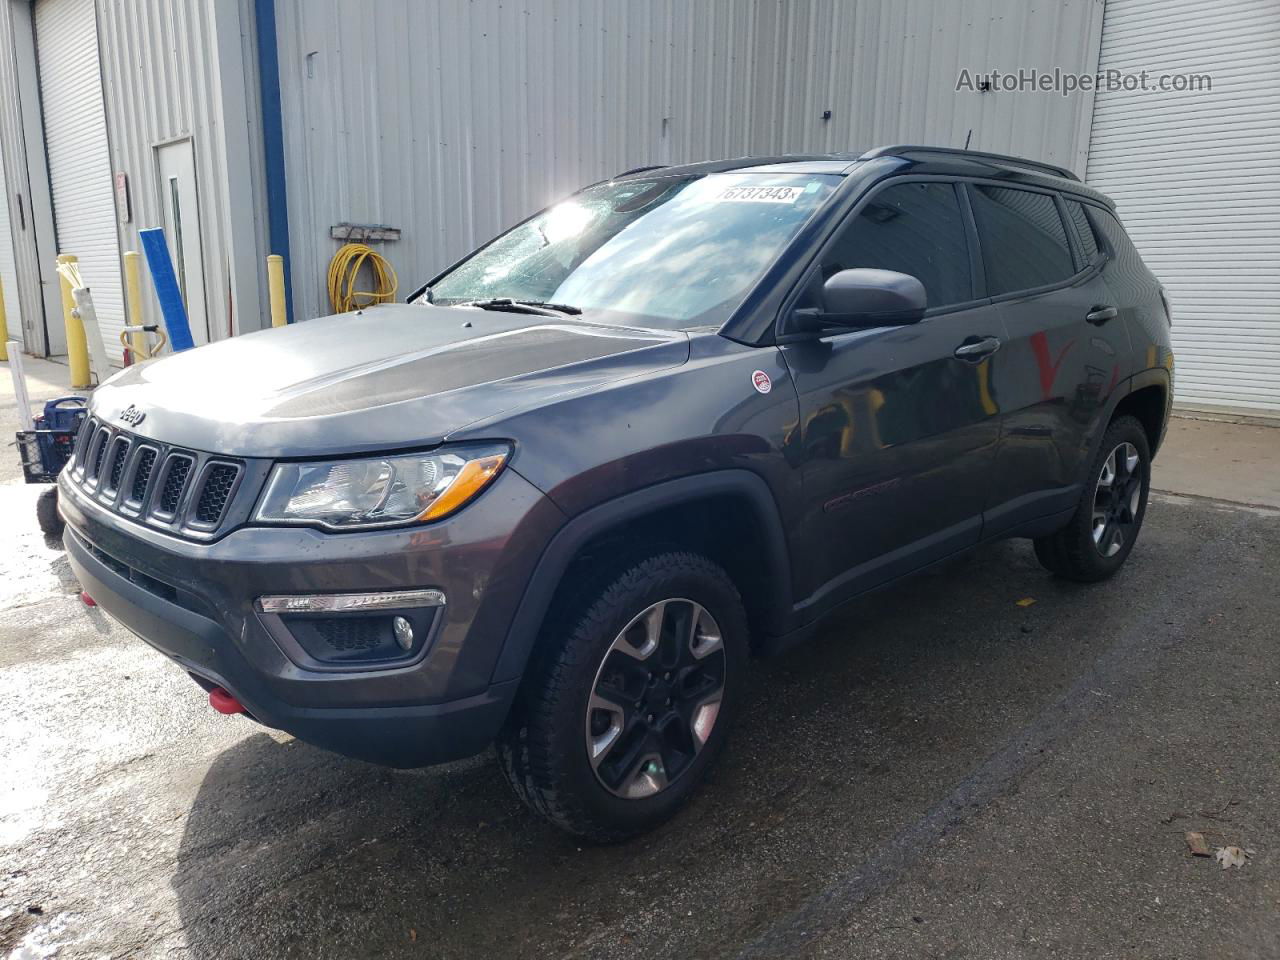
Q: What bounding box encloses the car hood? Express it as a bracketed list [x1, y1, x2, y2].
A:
[90, 304, 690, 457]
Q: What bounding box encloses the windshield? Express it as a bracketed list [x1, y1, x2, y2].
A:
[424, 173, 841, 330]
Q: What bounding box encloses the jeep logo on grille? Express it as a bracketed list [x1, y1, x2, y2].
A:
[119, 404, 146, 427]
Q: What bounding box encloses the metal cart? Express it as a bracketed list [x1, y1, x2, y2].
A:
[8, 348, 88, 537]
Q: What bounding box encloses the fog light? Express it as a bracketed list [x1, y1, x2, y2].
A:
[393, 616, 414, 651]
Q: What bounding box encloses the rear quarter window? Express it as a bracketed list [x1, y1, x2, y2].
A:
[1064, 199, 1100, 264]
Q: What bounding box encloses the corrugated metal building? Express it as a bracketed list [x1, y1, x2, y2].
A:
[94, 0, 271, 350]
[275, 0, 1105, 323]
[0, 0, 1276, 413]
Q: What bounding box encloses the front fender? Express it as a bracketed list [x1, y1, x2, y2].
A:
[490, 469, 793, 684]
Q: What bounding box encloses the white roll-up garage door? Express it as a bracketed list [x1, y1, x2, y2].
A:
[34, 0, 125, 368]
[1086, 0, 1280, 414]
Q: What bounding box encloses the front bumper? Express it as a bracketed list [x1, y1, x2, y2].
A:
[59, 467, 563, 767]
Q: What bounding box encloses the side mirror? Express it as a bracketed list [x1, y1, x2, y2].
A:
[787, 268, 927, 338]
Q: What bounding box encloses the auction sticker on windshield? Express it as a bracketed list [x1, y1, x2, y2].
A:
[717, 185, 802, 203]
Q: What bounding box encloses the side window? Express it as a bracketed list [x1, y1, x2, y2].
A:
[1090, 206, 1153, 291]
[799, 182, 972, 312]
[1091, 207, 1141, 261]
[1064, 199, 1100, 263]
[970, 185, 1075, 296]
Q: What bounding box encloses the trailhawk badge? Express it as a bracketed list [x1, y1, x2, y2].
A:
[751, 370, 772, 394]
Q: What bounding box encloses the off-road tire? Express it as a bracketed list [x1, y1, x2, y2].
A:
[37, 487, 64, 540]
[1034, 414, 1151, 582]
[496, 551, 748, 843]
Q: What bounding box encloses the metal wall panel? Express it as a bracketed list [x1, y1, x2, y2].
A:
[0, 0, 65, 356]
[0, 115, 20, 346]
[94, 0, 270, 345]
[0, 5, 28, 350]
[1086, 0, 1280, 413]
[275, 0, 1104, 323]
[0, 1, 47, 353]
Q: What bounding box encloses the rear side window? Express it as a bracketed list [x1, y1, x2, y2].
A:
[1091, 207, 1141, 261]
[802, 181, 972, 311]
[1064, 199, 1100, 263]
[970, 185, 1075, 296]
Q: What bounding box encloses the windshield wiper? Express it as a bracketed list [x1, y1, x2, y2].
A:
[463, 298, 582, 317]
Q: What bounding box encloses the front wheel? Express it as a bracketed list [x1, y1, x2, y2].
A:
[1034, 414, 1151, 582]
[37, 487, 64, 539]
[496, 551, 748, 842]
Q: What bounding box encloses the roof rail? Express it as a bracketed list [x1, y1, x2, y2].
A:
[857, 145, 1079, 182]
[614, 164, 668, 179]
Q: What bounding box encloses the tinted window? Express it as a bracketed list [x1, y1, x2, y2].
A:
[802, 182, 972, 311]
[1065, 199, 1099, 263]
[1090, 206, 1154, 294]
[970, 185, 1075, 295]
[1091, 207, 1140, 261]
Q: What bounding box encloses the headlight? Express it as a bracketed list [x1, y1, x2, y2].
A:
[254, 443, 510, 530]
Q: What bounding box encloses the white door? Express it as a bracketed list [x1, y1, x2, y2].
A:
[1086, 0, 1280, 414]
[0, 158, 22, 351]
[155, 140, 210, 346]
[34, 0, 126, 364]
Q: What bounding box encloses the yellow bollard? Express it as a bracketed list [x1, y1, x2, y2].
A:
[57, 254, 91, 388]
[0, 273, 9, 361]
[123, 251, 147, 359]
[267, 254, 287, 328]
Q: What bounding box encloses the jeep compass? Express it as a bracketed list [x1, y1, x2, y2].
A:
[59, 146, 1173, 841]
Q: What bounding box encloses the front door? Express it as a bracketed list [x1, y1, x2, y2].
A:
[155, 139, 210, 345]
[780, 180, 1003, 615]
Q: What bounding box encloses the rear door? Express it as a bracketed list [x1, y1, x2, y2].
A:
[780, 179, 1003, 612]
[969, 184, 1131, 536]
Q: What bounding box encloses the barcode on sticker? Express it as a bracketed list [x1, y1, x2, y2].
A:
[716, 185, 802, 203]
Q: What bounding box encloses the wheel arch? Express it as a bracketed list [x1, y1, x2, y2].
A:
[491, 470, 794, 683]
[1111, 371, 1171, 458]
[1086, 368, 1171, 474]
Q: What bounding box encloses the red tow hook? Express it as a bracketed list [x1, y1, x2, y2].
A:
[209, 687, 246, 715]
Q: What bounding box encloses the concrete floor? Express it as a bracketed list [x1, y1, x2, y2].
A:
[2, 356, 1279, 959]
[1153, 415, 1280, 509]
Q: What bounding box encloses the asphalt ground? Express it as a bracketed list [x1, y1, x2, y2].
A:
[2, 359, 1278, 958]
[3, 477, 1279, 959]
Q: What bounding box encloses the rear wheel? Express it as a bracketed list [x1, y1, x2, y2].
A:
[496, 551, 748, 842]
[1034, 414, 1151, 582]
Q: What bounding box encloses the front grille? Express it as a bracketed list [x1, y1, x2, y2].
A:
[157, 455, 194, 515]
[194, 463, 240, 525]
[105, 438, 131, 494]
[72, 418, 98, 474]
[130, 447, 158, 503]
[64, 421, 249, 539]
[89, 428, 110, 483]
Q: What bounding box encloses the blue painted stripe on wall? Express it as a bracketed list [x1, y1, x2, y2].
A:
[254, 0, 294, 323]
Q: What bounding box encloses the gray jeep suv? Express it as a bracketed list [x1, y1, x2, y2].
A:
[60, 146, 1173, 841]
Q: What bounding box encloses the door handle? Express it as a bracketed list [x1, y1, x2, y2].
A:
[1086, 305, 1118, 325]
[954, 336, 1002, 362]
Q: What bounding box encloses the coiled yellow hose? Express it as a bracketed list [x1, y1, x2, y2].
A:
[327, 243, 398, 313]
